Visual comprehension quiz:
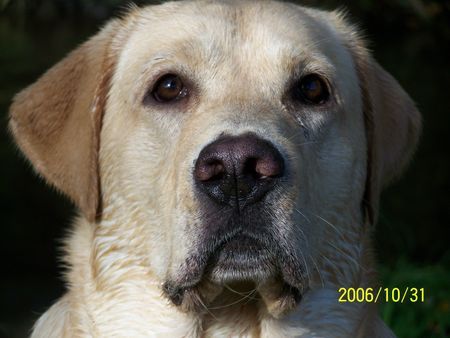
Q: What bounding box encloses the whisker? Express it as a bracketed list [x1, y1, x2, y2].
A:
[309, 253, 325, 288]
[224, 284, 257, 297]
[195, 292, 219, 321]
[326, 241, 367, 273]
[314, 214, 345, 239]
[314, 214, 367, 273]
[285, 129, 306, 142]
[320, 253, 338, 272]
[295, 208, 311, 224]
[297, 248, 311, 285]
[208, 288, 258, 310]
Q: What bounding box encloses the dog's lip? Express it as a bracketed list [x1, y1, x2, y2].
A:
[206, 233, 277, 283]
[164, 226, 308, 309]
[213, 233, 270, 257]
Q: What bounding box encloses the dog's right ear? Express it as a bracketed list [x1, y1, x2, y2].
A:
[329, 11, 422, 226]
[9, 20, 122, 222]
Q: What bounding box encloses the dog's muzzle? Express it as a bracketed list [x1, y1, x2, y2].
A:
[163, 133, 306, 314]
[191, 133, 285, 282]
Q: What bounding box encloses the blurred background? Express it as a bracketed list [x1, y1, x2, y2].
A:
[0, 0, 449, 337]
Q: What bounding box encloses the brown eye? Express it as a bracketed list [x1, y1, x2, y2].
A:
[152, 74, 187, 103]
[294, 74, 329, 104]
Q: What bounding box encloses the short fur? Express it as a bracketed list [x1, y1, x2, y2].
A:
[9, 1, 421, 337]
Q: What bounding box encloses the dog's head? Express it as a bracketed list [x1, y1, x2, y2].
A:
[9, 0, 421, 316]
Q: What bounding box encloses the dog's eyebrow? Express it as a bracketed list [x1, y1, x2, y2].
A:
[148, 52, 173, 63]
[142, 42, 199, 67]
[137, 53, 176, 77]
[152, 53, 172, 62]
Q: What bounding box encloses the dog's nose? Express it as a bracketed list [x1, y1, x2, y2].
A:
[194, 133, 284, 206]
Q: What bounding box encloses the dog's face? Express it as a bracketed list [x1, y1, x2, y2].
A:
[9, 0, 421, 316]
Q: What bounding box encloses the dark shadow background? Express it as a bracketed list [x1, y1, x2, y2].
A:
[0, 0, 449, 337]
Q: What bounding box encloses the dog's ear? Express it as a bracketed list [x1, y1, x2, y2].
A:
[9, 20, 121, 222]
[342, 25, 422, 225]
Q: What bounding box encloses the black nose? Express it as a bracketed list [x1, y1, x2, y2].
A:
[194, 133, 285, 207]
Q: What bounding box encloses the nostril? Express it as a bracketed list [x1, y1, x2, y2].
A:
[255, 156, 284, 178]
[195, 160, 225, 182]
[242, 158, 259, 179]
[242, 154, 284, 180]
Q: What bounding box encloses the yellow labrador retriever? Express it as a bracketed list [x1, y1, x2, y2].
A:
[9, 0, 421, 337]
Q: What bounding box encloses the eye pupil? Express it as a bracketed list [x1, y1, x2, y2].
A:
[152, 74, 186, 102]
[302, 79, 319, 93]
[163, 78, 178, 90]
[295, 74, 329, 104]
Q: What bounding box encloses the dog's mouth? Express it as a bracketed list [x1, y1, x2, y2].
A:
[163, 227, 307, 317]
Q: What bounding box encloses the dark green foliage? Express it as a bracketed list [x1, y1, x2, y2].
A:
[380, 258, 450, 337]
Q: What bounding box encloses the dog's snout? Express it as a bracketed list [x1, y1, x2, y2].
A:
[194, 133, 284, 206]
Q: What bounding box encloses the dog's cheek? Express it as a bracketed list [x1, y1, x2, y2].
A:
[163, 157, 204, 281]
[297, 128, 367, 285]
[281, 119, 366, 282]
[99, 115, 176, 274]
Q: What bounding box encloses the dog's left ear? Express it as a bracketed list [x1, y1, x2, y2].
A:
[9, 20, 122, 222]
[331, 12, 422, 225]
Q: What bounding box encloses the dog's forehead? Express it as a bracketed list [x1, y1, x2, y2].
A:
[121, 1, 345, 75]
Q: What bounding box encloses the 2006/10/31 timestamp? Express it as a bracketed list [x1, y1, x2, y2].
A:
[338, 287, 425, 303]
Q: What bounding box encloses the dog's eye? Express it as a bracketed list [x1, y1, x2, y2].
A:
[294, 74, 329, 104]
[152, 74, 187, 103]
